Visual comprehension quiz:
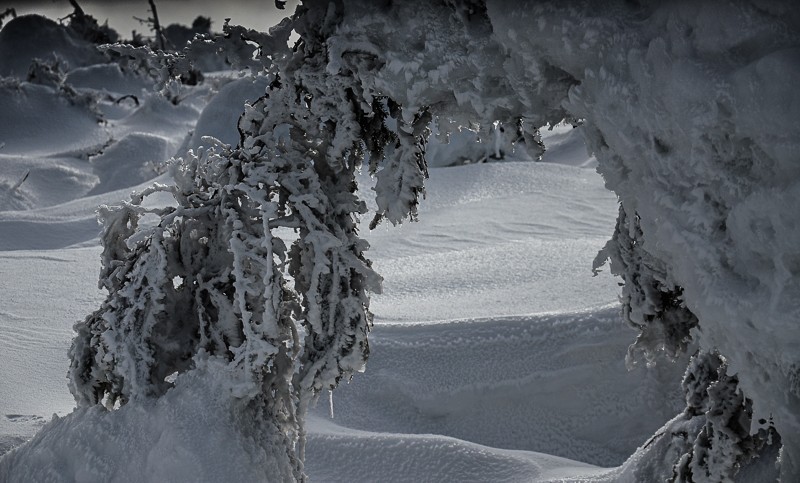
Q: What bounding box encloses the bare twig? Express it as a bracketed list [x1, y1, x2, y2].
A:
[0, 170, 30, 205]
[10, 170, 30, 192]
[642, 430, 666, 450]
[148, 0, 165, 51]
[68, 0, 85, 17]
[114, 94, 140, 107]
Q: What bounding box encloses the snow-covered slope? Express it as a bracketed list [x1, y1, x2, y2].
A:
[1, 153, 690, 479]
[363, 161, 620, 323]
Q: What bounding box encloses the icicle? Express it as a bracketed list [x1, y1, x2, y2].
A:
[492, 121, 502, 159]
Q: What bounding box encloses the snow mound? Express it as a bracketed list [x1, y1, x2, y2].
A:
[88, 133, 166, 195]
[305, 416, 605, 483]
[539, 125, 596, 169]
[0, 358, 293, 482]
[0, 154, 98, 211]
[186, 75, 271, 151]
[0, 15, 105, 78]
[310, 307, 687, 467]
[0, 82, 107, 157]
[65, 64, 153, 97]
[0, 172, 175, 250]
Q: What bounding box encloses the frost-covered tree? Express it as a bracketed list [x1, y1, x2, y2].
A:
[69, 2, 430, 478]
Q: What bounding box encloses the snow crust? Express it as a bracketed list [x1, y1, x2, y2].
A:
[362, 162, 620, 322]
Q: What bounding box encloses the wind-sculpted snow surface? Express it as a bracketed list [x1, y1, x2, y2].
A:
[308, 307, 687, 467]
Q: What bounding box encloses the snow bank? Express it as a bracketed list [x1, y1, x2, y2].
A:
[0, 15, 105, 78]
[186, 75, 271, 151]
[65, 64, 153, 97]
[305, 416, 606, 483]
[87, 133, 167, 195]
[310, 307, 687, 467]
[0, 357, 294, 482]
[0, 81, 107, 158]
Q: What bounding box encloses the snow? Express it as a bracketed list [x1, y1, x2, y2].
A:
[308, 307, 686, 468]
[0, 15, 105, 78]
[0, 14, 680, 480]
[0, 81, 108, 158]
[0, 3, 795, 481]
[0, 248, 102, 454]
[2, 358, 296, 482]
[362, 161, 621, 322]
[186, 75, 271, 152]
[1, 157, 688, 479]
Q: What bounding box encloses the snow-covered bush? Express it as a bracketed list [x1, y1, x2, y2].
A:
[593, 205, 698, 368]
[0, 14, 107, 78]
[103, 15, 293, 103]
[25, 57, 102, 118]
[69, 3, 429, 477]
[671, 351, 779, 482]
[69, 141, 309, 478]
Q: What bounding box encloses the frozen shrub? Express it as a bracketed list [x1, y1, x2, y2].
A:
[70, 2, 430, 476]
[593, 205, 699, 367]
[670, 351, 780, 483]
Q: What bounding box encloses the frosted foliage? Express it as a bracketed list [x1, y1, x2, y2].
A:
[69, 143, 305, 478]
[371, 106, 431, 226]
[67, 2, 444, 477]
[426, 119, 545, 167]
[670, 351, 779, 483]
[327, 1, 575, 139]
[593, 205, 698, 368]
[104, 17, 293, 94]
[622, 350, 779, 483]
